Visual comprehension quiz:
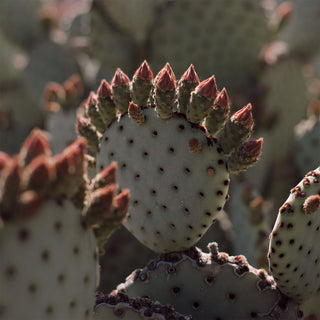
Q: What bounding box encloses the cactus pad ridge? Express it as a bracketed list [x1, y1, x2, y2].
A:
[94, 292, 194, 320]
[115, 244, 300, 319]
[79, 62, 262, 253]
[268, 167, 320, 306]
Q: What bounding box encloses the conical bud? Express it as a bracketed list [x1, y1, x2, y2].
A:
[128, 102, 145, 125]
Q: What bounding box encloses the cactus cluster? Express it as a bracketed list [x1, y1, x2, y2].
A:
[0, 129, 129, 320]
[2, 0, 320, 316]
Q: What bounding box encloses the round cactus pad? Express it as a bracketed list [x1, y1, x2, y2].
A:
[269, 167, 320, 304]
[97, 109, 230, 252]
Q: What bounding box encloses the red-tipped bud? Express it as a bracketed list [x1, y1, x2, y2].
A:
[215, 88, 229, 109]
[276, 2, 293, 27]
[164, 62, 176, 81]
[19, 129, 52, 166]
[97, 80, 112, 99]
[196, 76, 217, 100]
[134, 60, 153, 81]
[43, 82, 65, 103]
[24, 156, 54, 192]
[181, 64, 200, 84]
[63, 138, 86, 175]
[111, 68, 130, 87]
[87, 91, 98, 109]
[0, 152, 11, 173]
[64, 74, 83, 96]
[303, 195, 320, 215]
[188, 138, 202, 154]
[128, 102, 145, 125]
[92, 162, 117, 189]
[113, 189, 130, 217]
[232, 104, 254, 129]
[86, 185, 117, 225]
[156, 69, 175, 92]
[243, 138, 263, 158]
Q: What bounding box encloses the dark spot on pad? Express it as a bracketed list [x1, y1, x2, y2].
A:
[18, 228, 30, 242]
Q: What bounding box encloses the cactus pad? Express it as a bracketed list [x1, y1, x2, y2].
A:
[268, 167, 320, 306]
[79, 62, 262, 253]
[94, 293, 194, 320]
[116, 244, 300, 319]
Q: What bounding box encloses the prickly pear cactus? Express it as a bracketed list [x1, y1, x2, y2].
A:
[94, 293, 194, 320]
[98, 226, 156, 293]
[44, 74, 85, 154]
[275, 0, 320, 58]
[0, 0, 43, 48]
[23, 40, 80, 105]
[268, 167, 320, 319]
[116, 243, 300, 319]
[149, 0, 270, 93]
[0, 129, 129, 320]
[78, 61, 263, 253]
[294, 105, 320, 176]
[91, 0, 165, 42]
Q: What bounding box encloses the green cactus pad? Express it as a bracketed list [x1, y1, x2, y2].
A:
[116, 244, 300, 319]
[0, 0, 42, 48]
[149, 0, 270, 93]
[97, 108, 229, 253]
[294, 115, 320, 176]
[0, 199, 98, 320]
[276, 0, 320, 58]
[268, 167, 320, 304]
[94, 293, 194, 320]
[80, 62, 261, 253]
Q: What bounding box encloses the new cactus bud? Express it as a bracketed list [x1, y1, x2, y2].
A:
[111, 68, 131, 115]
[218, 104, 254, 155]
[19, 129, 51, 166]
[128, 102, 145, 125]
[76, 116, 100, 152]
[132, 60, 153, 107]
[86, 92, 106, 134]
[205, 88, 230, 137]
[177, 64, 200, 114]
[154, 66, 176, 120]
[228, 138, 263, 174]
[187, 76, 217, 124]
[97, 79, 117, 127]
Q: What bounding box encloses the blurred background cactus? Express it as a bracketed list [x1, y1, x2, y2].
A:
[1, 0, 320, 319]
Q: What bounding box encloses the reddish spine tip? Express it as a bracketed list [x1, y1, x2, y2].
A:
[93, 162, 117, 188]
[243, 138, 263, 157]
[87, 91, 97, 108]
[134, 60, 153, 81]
[197, 76, 217, 100]
[111, 68, 130, 87]
[97, 80, 112, 99]
[232, 103, 254, 128]
[164, 62, 175, 81]
[215, 88, 229, 109]
[113, 189, 130, 216]
[20, 129, 51, 165]
[156, 69, 175, 92]
[0, 152, 11, 172]
[181, 64, 200, 84]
